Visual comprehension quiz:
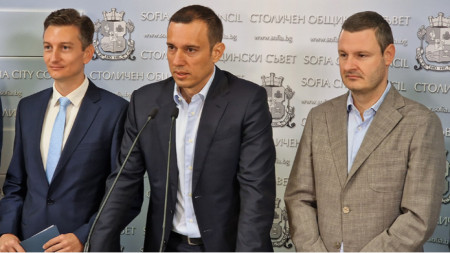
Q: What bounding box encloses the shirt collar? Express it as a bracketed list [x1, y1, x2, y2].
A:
[347, 82, 392, 113]
[173, 67, 216, 105]
[51, 77, 89, 107]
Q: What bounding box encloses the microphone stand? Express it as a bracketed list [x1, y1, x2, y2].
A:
[159, 107, 179, 252]
[84, 107, 159, 252]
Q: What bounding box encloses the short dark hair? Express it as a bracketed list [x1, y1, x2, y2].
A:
[44, 8, 94, 50]
[341, 11, 393, 53]
[169, 5, 223, 49]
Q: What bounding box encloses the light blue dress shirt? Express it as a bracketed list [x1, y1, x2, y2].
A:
[341, 82, 391, 252]
[347, 82, 391, 173]
[172, 68, 216, 237]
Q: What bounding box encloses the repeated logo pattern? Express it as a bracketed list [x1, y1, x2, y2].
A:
[93, 8, 136, 60]
[415, 12, 450, 71]
[261, 73, 295, 128]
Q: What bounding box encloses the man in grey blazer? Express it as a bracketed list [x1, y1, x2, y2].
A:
[285, 11, 446, 252]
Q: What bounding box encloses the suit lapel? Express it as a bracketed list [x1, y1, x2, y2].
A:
[155, 81, 179, 204]
[346, 87, 404, 182]
[52, 81, 100, 181]
[32, 89, 53, 186]
[327, 94, 349, 188]
[192, 69, 229, 192]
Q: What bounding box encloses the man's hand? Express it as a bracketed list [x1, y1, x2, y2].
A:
[43, 233, 83, 252]
[0, 233, 25, 252]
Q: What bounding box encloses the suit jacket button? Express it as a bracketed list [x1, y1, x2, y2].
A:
[335, 242, 341, 249]
[342, 206, 350, 214]
[47, 198, 55, 205]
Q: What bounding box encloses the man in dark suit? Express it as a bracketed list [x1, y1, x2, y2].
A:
[0, 9, 128, 252]
[89, 5, 276, 252]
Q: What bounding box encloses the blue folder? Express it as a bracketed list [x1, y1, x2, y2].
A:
[20, 225, 60, 252]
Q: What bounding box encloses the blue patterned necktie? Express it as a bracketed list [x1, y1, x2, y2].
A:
[46, 97, 71, 183]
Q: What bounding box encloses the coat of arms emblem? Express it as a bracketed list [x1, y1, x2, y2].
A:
[261, 73, 295, 128]
[93, 8, 136, 60]
[415, 12, 450, 71]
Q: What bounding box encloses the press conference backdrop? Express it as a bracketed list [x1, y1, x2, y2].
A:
[0, 0, 449, 251]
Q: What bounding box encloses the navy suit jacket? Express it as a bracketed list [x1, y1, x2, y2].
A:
[90, 67, 276, 251]
[0, 80, 128, 244]
[0, 99, 3, 166]
[0, 97, 3, 165]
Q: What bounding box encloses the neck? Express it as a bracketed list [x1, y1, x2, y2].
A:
[352, 94, 377, 115]
[351, 83, 388, 119]
[181, 88, 194, 104]
[54, 75, 85, 96]
[179, 80, 208, 104]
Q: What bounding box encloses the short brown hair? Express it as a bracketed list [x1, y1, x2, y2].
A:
[169, 5, 223, 49]
[44, 8, 94, 50]
[341, 11, 393, 53]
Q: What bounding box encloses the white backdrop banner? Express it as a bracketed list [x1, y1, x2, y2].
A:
[0, 0, 449, 251]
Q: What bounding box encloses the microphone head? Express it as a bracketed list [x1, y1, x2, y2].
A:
[171, 107, 179, 119]
[148, 108, 159, 118]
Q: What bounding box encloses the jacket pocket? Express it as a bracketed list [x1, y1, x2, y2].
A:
[367, 150, 407, 193]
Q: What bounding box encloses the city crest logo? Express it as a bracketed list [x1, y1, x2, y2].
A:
[270, 198, 293, 248]
[93, 8, 136, 61]
[415, 12, 450, 71]
[261, 73, 295, 128]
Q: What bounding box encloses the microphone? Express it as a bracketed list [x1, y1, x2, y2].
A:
[84, 107, 159, 252]
[159, 107, 179, 252]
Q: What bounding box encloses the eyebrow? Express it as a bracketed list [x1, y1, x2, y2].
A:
[338, 49, 371, 54]
[166, 42, 199, 47]
[43, 41, 75, 45]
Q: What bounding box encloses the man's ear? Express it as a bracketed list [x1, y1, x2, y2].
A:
[211, 42, 225, 63]
[383, 44, 395, 66]
[83, 44, 95, 64]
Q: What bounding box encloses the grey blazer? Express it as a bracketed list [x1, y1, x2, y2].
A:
[285, 86, 446, 251]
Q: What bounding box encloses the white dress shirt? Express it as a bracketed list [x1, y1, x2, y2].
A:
[40, 77, 89, 171]
[172, 68, 215, 238]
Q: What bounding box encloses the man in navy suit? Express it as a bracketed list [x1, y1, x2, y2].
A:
[0, 9, 128, 252]
[89, 5, 276, 252]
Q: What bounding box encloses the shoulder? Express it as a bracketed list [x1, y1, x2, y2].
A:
[221, 69, 265, 93]
[17, 88, 52, 108]
[98, 88, 128, 106]
[309, 92, 348, 115]
[89, 82, 128, 109]
[132, 77, 174, 99]
[399, 95, 440, 124]
[401, 95, 433, 114]
[207, 69, 267, 105]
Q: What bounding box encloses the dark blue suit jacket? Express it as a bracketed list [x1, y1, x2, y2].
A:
[90, 67, 276, 251]
[0, 97, 3, 165]
[0, 80, 128, 244]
